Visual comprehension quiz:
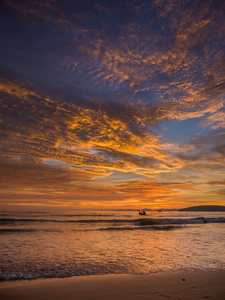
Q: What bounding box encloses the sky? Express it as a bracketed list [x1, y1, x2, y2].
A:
[0, 0, 225, 210]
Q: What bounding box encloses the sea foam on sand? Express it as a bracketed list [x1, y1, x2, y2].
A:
[0, 271, 225, 300]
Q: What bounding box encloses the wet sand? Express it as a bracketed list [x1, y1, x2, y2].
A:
[0, 271, 225, 300]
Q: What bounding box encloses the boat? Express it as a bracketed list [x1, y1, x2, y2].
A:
[139, 210, 146, 215]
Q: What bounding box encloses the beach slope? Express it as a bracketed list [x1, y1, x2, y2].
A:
[0, 271, 225, 300]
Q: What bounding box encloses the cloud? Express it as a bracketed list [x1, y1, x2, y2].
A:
[0, 155, 110, 191]
[200, 110, 225, 129]
[0, 77, 178, 173]
[1, 0, 225, 208]
[206, 180, 225, 186]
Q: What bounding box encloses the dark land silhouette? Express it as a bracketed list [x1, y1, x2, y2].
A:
[179, 205, 225, 212]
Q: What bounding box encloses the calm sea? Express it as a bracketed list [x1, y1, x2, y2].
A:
[0, 210, 225, 281]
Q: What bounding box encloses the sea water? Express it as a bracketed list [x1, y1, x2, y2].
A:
[0, 210, 225, 281]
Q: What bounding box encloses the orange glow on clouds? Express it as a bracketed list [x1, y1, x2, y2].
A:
[0, 0, 225, 210]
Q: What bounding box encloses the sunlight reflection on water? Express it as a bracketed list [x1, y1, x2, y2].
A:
[0, 211, 225, 280]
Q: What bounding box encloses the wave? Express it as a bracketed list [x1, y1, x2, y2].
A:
[97, 225, 182, 231]
[50, 214, 115, 217]
[137, 217, 225, 226]
[0, 228, 63, 234]
[0, 229, 38, 234]
[0, 218, 133, 225]
[0, 217, 224, 226]
[0, 218, 53, 224]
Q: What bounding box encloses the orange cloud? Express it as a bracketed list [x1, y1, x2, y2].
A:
[1, 0, 225, 209]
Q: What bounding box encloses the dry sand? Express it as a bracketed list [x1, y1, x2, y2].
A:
[0, 271, 225, 300]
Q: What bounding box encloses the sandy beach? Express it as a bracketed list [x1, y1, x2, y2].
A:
[0, 271, 225, 300]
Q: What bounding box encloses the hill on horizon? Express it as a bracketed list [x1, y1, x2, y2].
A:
[179, 205, 225, 212]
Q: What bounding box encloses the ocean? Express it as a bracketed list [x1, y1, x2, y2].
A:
[0, 210, 225, 281]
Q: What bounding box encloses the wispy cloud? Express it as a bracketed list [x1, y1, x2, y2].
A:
[1, 0, 225, 208]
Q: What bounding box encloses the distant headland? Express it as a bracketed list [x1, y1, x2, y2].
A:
[179, 205, 225, 212]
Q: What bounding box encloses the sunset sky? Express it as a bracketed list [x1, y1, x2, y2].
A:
[0, 0, 225, 210]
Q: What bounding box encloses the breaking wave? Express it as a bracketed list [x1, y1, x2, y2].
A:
[137, 217, 225, 226]
[96, 225, 182, 231]
[0, 217, 224, 226]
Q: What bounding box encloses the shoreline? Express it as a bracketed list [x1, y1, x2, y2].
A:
[0, 271, 225, 299]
